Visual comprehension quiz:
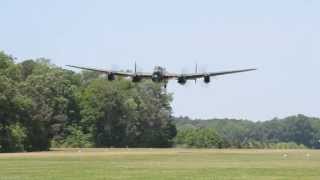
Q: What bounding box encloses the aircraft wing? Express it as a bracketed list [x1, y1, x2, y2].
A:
[163, 73, 180, 79]
[66, 65, 153, 78]
[173, 68, 257, 80]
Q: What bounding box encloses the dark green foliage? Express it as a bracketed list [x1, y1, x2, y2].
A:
[52, 125, 93, 148]
[80, 80, 176, 147]
[175, 128, 223, 148]
[0, 52, 29, 152]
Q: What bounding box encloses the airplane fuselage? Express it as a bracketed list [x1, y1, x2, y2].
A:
[151, 66, 166, 83]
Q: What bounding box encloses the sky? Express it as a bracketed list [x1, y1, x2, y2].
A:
[0, 0, 319, 121]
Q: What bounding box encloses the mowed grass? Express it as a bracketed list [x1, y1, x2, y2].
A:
[0, 149, 320, 180]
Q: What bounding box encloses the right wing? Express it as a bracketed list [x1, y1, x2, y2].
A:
[66, 65, 153, 78]
[165, 68, 257, 80]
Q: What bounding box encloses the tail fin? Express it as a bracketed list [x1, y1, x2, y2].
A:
[195, 63, 198, 74]
[195, 63, 198, 84]
[134, 61, 137, 74]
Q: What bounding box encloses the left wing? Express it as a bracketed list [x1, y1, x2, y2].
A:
[66, 65, 153, 78]
[168, 68, 257, 80]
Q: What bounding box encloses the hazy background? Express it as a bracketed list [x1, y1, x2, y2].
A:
[1, 0, 319, 121]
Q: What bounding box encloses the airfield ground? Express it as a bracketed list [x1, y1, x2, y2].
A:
[0, 149, 319, 180]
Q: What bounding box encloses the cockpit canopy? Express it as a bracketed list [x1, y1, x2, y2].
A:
[154, 66, 166, 73]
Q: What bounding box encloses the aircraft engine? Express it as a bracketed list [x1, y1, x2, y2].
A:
[132, 76, 142, 82]
[204, 75, 210, 83]
[178, 76, 187, 85]
[107, 73, 115, 81]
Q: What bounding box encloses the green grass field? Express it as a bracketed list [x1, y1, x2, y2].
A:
[0, 149, 319, 180]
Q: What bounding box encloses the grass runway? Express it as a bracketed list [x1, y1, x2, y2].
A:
[0, 149, 319, 180]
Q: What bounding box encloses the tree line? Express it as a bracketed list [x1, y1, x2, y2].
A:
[174, 115, 320, 149]
[1, 51, 320, 152]
[0, 52, 176, 152]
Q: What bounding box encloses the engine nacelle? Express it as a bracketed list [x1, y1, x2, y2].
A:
[108, 73, 115, 81]
[204, 75, 210, 83]
[132, 76, 142, 83]
[178, 76, 187, 85]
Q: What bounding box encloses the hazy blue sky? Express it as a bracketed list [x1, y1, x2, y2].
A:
[1, 0, 319, 120]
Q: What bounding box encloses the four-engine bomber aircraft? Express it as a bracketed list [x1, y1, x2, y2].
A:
[66, 64, 256, 88]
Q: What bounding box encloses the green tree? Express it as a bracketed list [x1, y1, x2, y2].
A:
[20, 59, 81, 151]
